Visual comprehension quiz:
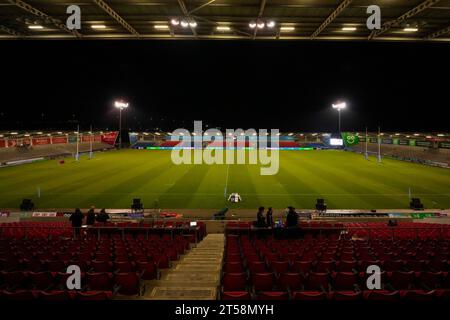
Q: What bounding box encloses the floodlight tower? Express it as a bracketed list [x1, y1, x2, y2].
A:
[332, 101, 346, 133]
[114, 100, 129, 149]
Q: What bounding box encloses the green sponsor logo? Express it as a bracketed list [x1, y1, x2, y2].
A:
[342, 133, 359, 146]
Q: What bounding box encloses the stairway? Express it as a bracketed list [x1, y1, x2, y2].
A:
[146, 234, 224, 300]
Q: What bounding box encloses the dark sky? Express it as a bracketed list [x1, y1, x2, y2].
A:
[0, 40, 448, 133]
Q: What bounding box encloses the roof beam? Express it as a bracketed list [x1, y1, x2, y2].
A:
[177, 0, 197, 37]
[425, 25, 450, 40]
[193, 15, 252, 38]
[253, 0, 267, 39]
[369, 0, 441, 39]
[311, 0, 353, 39]
[188, 0, 216, 15]
[0, 24, 25, 37]
[6, 0, 81, 38]
[93, 0, 139, 37]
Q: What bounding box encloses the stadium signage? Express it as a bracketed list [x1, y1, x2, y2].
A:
[170, 121, 279, 175]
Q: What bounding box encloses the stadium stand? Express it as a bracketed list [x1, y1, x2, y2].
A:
[0, 142, 113, 164]
[0, 225, 195, 300]
[220, 234, 450, 301]
[350, 144, 450, 167]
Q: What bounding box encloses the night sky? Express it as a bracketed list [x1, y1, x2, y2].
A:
[0, 40, 448, 133]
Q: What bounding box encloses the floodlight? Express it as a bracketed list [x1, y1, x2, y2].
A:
[267, 21, 276, 28]
[332, 102, 346, 110]
[189, 21, 197, 28]
[404, 27, 418, 32]
[181, 20, 189, 28]
[280, 26, 295, 32]
[216, 26, 231, 31]
[91, 25, 106, 29]
[249, 21, 256, 29]
[114, 101, 129, 109]
[28, 25, 43, 30]
[257, 21, 265, 29]
[171, 18, 180, 26]
[342, 27, 357, 31]
[154, 25, 169, 30]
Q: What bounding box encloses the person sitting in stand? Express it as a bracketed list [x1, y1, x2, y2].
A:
[96, 208, 110, 223]
[266, 207, 274, 227]
[285, 206, 299, 228]
[387, 219, 398, 227]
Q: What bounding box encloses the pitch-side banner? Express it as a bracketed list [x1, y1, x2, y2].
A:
[32, 137, 51, 145]
[101, 132, 119, 146]
[341, 133, 360, 147]
[52, 136, 68, 144]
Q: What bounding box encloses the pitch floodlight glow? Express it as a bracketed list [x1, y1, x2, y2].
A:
[288, 133, 294, 136]
[249, 21, 256, 29]
[28, 25, 43, 30]
[267, 21, 275, 28]
[280, 26, 295, 32]
[332, 102, 346, 110]
[10, 132, 18, 135]
[438, 134, 445, 137]
[91, 25, 106, 29]
[171, 18, 180, 26]
[189, 21, 197, 28]
[404, 27, 418, 32]
[342, 27, 357, 31]
[257, 21, 265, 29]
[180, 20, 189, 28]
[154, 25, 169, 30]
[114, 101, 129, 109]
[216, 26, 231, 31]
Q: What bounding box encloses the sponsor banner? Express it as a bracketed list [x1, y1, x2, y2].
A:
[101, 132, 119, 146]
[341, 133, 359, 146]
[0, 140, 6, 148]
[94, 135, 102, 142]
[359, 137, 366, 142]
[32, 212, 57, 217]
[32, 137, 51, 145]
[0, 212, 10, 218]
[382, 138, 393, 144]
[393, 138, 399, 145]
[369, 138, 378, 143]
[439, 142, 450, 149]
[81, 135, 101, 143]
[68, 136, 77, 143]
[22, 138, 32, 145]
[416, 140, 432, 147]
[409, 139, 416, 146]
[52, 136, 68, 144]
[399, 140, 409, 145]
[410, 212, 439, 219]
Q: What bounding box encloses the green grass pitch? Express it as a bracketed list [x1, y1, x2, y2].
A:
[0, 149, 449, 210]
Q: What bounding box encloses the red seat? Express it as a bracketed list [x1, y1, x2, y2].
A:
[329, 291, 362, 301]
[305, 272, 329, 291]
[91, 260, 114, 273]
[0, 271, 28, 290]
[29, 271, 55, 290]
[316, 260, 334, 273]
[135, 261, 157, 280]
[331, 272, 358, 291]
[292, 291, 327, 300]
[418, 271, 443, 290]
[226, 254, 241, 263]
[76, 290, 113, 300]
[363, 290, 400, 301]
[400, 290, 435, 302]
[271, 261, 289, 275]
[115, 273, 141, 296]
[435, 289, 450, 300]
[38, 290, 73, 301]
[257, 291, 288, 300]
[86, 272, 114, 291]
[251, 273, 273, 292]
[336, 260, 357, 273]
[115, 261, 136, 273]
[292, 261, 313, 274]
[223, 273, 246, 291]
[224, 262, 243, 273]
[0, 289, 37, 300]
[221, 291, 250, 300]
[45, 260, 67, 272]
[248, 261, 266, 274]
[277, 273, 303, 291]
[383, 260, 404, 272]
[387, 271, 415, 290]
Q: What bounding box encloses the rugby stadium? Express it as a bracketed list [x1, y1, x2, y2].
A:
[0, 0, 450, 309]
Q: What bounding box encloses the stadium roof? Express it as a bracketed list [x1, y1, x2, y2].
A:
[0, 0, 449, 41]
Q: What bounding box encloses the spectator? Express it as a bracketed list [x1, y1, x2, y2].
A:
[256, 206, 266, 227]
[96, 208, 110, 223]
[69, 208, 84, 236]
[86, 206, 96, 225]
[285, 206, 298, 228]
[266, 207, 274, 227]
